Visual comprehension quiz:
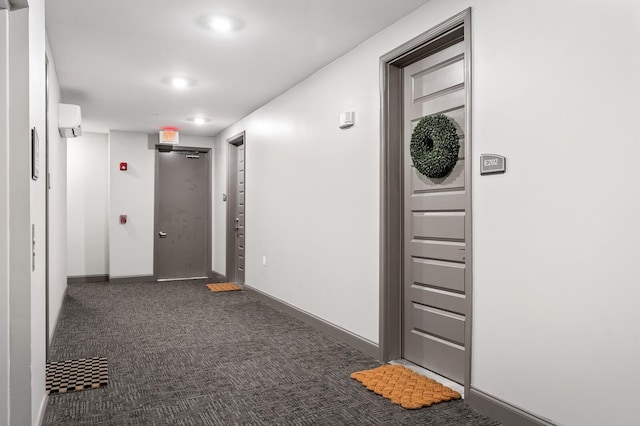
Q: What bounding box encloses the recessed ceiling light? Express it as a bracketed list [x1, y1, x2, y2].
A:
[171, 77, 189, 88]
[163, 77, 196, 89]
[188, 117, 211, 125]
[209, 16, 233, 32]
[197, 15, 243, 33]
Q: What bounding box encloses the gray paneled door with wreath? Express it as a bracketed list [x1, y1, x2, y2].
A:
[402, 39, 467, 384]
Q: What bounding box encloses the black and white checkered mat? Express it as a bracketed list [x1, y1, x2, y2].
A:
[46, 357, 108, 395]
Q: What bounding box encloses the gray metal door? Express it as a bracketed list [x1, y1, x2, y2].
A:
[226, 136, 245, 285]
[402, 39, 468, 384]
[156, 150, 209, 280]
[230, 141, 245, 284]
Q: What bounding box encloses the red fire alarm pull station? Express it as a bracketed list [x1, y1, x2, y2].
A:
[120, 162, 128, 171]
[119, 215, 127, 224]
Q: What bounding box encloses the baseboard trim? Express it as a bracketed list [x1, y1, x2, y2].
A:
[108, 275, 155, 284]
[467, 387, 555, 426]
[48, 286, 69, 350]
[243, 284, 379, 359]
[67, 274, 109, 284]
[37, 394, 48, 426]
[209, 270, 227, 282]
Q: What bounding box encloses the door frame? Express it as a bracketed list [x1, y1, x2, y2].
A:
[153, 145, 212, 280]
[379, 8, 473, 393]
[44, 52, 50, 358]
[225, 131, 245, 284]
[0, 6, 9, 424]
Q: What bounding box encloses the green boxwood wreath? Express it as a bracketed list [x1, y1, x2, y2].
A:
[410, 114, 460, 179]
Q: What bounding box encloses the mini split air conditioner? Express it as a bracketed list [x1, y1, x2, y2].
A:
[58, 103, 82, 137]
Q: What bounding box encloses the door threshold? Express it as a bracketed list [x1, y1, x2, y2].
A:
[157, 276, 208, 282]
[390, 359, 464, 398]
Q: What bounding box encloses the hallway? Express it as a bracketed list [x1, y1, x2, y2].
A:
[3, 1, 639, 424]
[43, 281, 497, 425]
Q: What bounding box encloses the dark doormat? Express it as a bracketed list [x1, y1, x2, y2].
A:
[46, 357, 108, 395]
[206, 283, 242, 292]
[351, 364, 461, 409]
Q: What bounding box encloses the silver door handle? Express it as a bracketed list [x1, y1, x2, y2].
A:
[159, 231, 167, 238]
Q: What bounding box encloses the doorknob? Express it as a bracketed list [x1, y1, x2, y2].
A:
[159, 231, 167, 238]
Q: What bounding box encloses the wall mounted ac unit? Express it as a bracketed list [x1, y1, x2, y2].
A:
[58, 103, 82, 138]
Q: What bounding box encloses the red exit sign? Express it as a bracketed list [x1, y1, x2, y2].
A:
[159, 130, 179, 145]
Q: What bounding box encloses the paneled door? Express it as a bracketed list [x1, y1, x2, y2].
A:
[402, 38, 468, 384]
[156, 149, 209, 280]
[226, 135, 245, 284]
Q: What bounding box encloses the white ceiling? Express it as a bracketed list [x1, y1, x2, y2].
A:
[46, 0, 430, 136]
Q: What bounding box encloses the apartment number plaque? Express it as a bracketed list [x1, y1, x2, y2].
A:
[480, 154, 506, 175]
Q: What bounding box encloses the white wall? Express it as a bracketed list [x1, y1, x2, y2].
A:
[46, 38, 68, 342]
[8, 8, 32, 424]
[28, 0, 49, 423]
[108, 132, 215, 278]
[213, 1, 640, 425]
[67, 132, 109, 277]
[2, 2, 74, 424]
[215, 57, 381, 343]
[108, 131, 156, 278]
[467, 2, 639, 425]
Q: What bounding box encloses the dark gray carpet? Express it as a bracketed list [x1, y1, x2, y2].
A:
[44, 280, 499, 425]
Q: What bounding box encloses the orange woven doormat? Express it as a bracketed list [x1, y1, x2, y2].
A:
[206, 283, 242, 292]
[350, 364, 461, 409]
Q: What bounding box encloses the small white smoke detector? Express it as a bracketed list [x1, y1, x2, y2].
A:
[339, 112, 355, 129]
